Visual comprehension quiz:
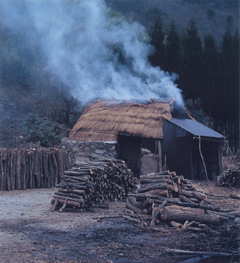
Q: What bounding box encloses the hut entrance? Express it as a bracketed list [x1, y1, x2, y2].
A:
[117, 135, 141, 176]
[191, 138, 220, 180]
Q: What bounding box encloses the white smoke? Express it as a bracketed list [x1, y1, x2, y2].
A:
[0, 0, 183, 105]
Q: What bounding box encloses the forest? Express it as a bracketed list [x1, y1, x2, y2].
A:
[0, 0, 239, 150]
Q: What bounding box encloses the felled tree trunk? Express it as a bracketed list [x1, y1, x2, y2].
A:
[159, 205, 227, 225]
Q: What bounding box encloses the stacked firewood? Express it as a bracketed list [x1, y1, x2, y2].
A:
[126, 171, 234, 231]
[0, 148, 69, 191]
[218, 168, 240, 188]
[51, 155, 135, 212]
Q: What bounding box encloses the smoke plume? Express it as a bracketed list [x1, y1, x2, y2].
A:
[0, 0, 183, 105]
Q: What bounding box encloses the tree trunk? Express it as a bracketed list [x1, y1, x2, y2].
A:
[160, 205, 226, 225]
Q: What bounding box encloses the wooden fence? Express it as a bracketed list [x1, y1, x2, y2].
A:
[0, 148, 70, 191]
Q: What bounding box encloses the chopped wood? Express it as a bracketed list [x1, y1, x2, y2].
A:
[160, 205, 226, 225]
[218, 168, 240, 188]
[144, 189, 169, 197]
[170, 221, 182, 228]
[52, 155, 135, 212]
[126, 201, 143, 214]
[230, 194, 240, 200]
[128, 196, 144, 210]
[138, 183, 168, 193]
[169, 220, 209, 233]
[0, 147, 69, 191]
[179, 189, 207, 201]
[125, 170, 237, 232]
[51, 197, 82, 208]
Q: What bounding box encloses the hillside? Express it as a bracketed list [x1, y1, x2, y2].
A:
[0, 0, 239, 149]
[106, 0, 239, 42]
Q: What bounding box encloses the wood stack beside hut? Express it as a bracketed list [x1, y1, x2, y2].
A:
[51, 155, 135, 212]
[0, 148, 69, 190]
[218, 167, 240, 188]
[126, 170, 237, 231]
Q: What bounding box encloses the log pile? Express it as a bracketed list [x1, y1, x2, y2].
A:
[51, 155, 135, 212]
[218, 168, 240, 188]
[0, 148, 69, 191]
[126, 171, 234, 231]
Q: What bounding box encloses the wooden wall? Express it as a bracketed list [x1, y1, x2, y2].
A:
[0, 148, 69, 191]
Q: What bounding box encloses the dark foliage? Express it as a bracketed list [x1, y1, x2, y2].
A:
[149, 18, 239, 149]
[0, 3, 239, 150]
[0, 25, 82, 148]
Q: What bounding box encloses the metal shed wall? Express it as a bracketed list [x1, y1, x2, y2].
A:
[162, 120, 192, 177]
[162, 119, 223, 179]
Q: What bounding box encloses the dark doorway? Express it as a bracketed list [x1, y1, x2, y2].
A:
[118, 135, 141, 176]
[191, 138, 220, 180]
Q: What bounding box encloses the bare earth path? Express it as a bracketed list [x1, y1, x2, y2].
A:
[0, 183, 239, 263]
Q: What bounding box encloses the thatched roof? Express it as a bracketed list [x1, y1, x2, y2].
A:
[69, 99, 174, 141]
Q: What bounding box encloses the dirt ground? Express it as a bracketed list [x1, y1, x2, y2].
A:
[0, 182, 239, 263]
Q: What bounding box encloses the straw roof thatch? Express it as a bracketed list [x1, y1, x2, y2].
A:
[69, 99, 174, 141]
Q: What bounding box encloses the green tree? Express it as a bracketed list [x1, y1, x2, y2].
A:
[180, 19, 203, 102]
[164, 20, 181, 75]
[232, 29, 240, 148]
[217, 27, 239, 149]
[219, 27, 234, 121]
[202, 34, 220, 119]
[148, 17, 166, 69]
[206, 9, 216, 21]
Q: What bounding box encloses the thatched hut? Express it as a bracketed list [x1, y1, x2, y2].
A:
[69, 99, 224, 179]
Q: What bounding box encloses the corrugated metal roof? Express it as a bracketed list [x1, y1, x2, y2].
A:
[168, 118, 224, 139]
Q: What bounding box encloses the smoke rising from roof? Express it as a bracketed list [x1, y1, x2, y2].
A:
[0, 0, 183, 105]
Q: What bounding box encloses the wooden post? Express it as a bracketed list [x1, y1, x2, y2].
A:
[218, 142, 223, 175]
[16, 150, 21, 190]
[157, 140, 162, 173]
[190, 143, 194, 180]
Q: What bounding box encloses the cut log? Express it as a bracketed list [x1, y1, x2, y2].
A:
[1, 151, 6, 190]
[56, 150, 64, 183]
[126, 201, 143, 214]
[172, 183, 179, 193]
[128, 196, 145, 210]
[169, 221, 182, 228]
[51, 199, 58, 211]
[34, 150, 41, 188]
[160, 205, 227, 225]
[64, 171, 91, 176]
[42, 152, 49, 188]
[51, 152, 59, 186]
[129, 193, 220, 212]
[52, 197, 82, 207]
[6, 152, 11, 190]
[16, 150, 21, 190]
[143, 189, 169, 197]
[230, 194, 240, 200]
[138, 183, 168, 193]
[58, 189, 86, 195]
[10, 151, 16, 190]
[54, 192, 84, 199]
[179, 194, 194, 203]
